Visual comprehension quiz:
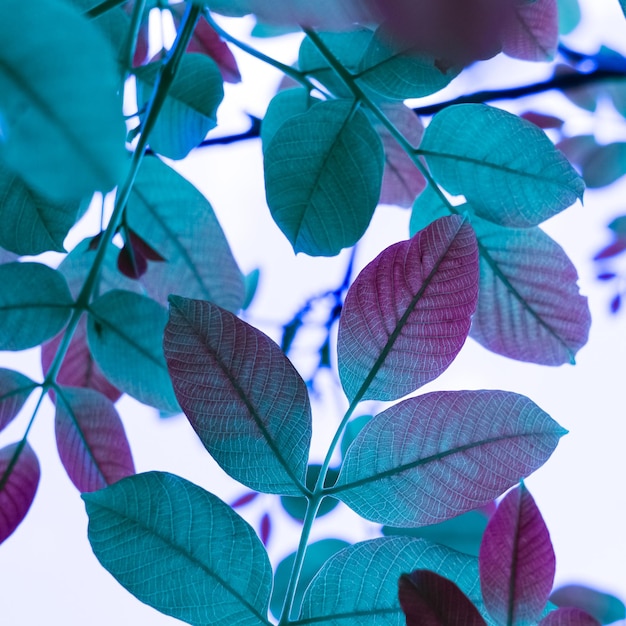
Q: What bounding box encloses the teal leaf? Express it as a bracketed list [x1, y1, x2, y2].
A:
[126, 157, 245, 311]
[164, 296, 312, 495]
[298, 537, 489, 626]
[263, 99, 384, 256]
[0, 162, 80, 255]
[337, 215, 479, 403]
[135, 54, 224, 160]
[331, 390, 566, 527]
[0, 369, 37, 433]
[0, 0, 127, 201]
[550, 585, 625, 625]
[242, 268, 260, 310]
[87, 290, 179, 412]
[0, 262, 74, 350]
[340, 414, 372, 459]
[420, 104, 584, 228]
[557, 0, 581, 34]
[83, 471, 272, 626]
[409, 183, 451, 236]
[581, 142, 626, 188]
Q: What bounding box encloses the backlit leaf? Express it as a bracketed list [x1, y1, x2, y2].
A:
[0, 369, 37, 432]
[399, 570, 486, 626]
[502, 0, 558, 61]
[0, 262, 74, 351]
[263, 98, 384, 256]
[420, 104, 584, 228]
[83, 471, 272, 626]
[539, 608, 602, 626]
[332, 390, 565, 527]
[480, 483, 555, 626]
[0, 441, 40, 544]
[55, 387, 134, 493]
[87, 290, 179, 412]
[164, 296, 311, 495]
[0, 0, 126, 201]
[126, 157, 245, 311]
[337, 215, 478, 403]
[557, 0, 581, 34]
[550, 585, 626, 625]
[136, 54, 224, 160]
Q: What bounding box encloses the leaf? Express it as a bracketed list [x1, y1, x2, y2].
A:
[0, 262, 74, 350]
[420, 104, 584, 228]
[83, 471, 272, 626]
[581, 143, 626, 188]
[280, 465, 340, 521]
[399, 570, 486, 626]
[299, 537, 488, 626]
[331, 390, 565, 527]
[263, 98, 384, 256]
[55, 386, 134, 493]
[0, 441, 40, 544]
[135, 54, 224, 160]
[619, 0, 626, 19]
[126, 157, 245, 311]
[480, 483, 556, 626]
[0, 0, 126, 201]
[270, 539, 350, 620]
[550, 585, 626, 625]
[502, 0, 559, 61]
[539, 608, 602, 626]
[0, 369, 37, 432]
[340, 414, 373, 459]
[337, 215, 479, 403]
[87, 289, 179, 412]
[557, 0, 581, 35]
[164, 295, 312, 495]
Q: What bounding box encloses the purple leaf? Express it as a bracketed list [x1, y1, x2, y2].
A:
[596, 272, 616, 281]
[337, 215, 478, 403]
[333, 390, 566, 527]
[0, 441, 40, 544]
[41, 316, 122, 403]
[538, 608, 602, 626]
[550, 584, 625, 624]
[502, 0, 558, 61]
[231, 491, 259, 508]
[260, 513, 271, 546]
[128, 229, 166, 262]
[117, 243, 147, 279]
[594, 240, 626, 260]
[164, 296, 312, 495]
[55, 387, 135, 493]
[610, 294, 621, 313]
[0, 369, 36, 432]
[479, 483, 555, 626]
[399, 570, 486, 626]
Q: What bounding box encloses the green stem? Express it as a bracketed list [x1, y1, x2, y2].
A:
[85, 0, 127, 19]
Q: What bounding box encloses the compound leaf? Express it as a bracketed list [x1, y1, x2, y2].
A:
[0, 369, 37, 432]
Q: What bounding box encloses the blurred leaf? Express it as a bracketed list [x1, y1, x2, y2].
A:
[242, 269, 260, 310]
[164, 296, 311, 495]
[608, 215, 626, 237]
[270, 539, 350, 619]
[83, 471, 272, 625]
[87, 290, 179, 412]
[594, 239, 626, 260]
[337, 215, 478, 403]
[0, 262, 73, 351]
[421, 104, 584, 228]
[340, 414, 373, 459]
[502, 0, 558, 61]
[0, 441, 40, 544]
[611, 294, 622, 313]
[520, 111, 564, 129]
[557, 0, 581, 34]
[264, 99, 384, 256]
[55, 387, 134, 493]
[480, 483, 555, 625]
[280, 465, 340, 521]
[0, 369, 37, 433]
[619, 0, 626, 19]
[539, 607, 602, 625]
[550, 585, 624, 625]
[581, 142, 626, 188]
[259, 512, 271, 546]
[399, 570, 486, 626]
[333, 390, 565, 527]
[0, 0, 126, 201]
[126, 157, 245, 311]
[136, 54, 224, 160]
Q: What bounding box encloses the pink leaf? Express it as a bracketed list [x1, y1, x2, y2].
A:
[399, 570, 486, 626]
[55, 386, 135, 493]
[594, 239, 626, 260]
[41, 316, 121, 403]
[0, 369, 36, 432]
[479, 483, 555, 626]
[520, 111, 564, 129]
[231, 491, 259, 508]
[260, 513, 271, 546]
[538, 608, 602, 626]
[501, 0, 558, 61]
[0, 441, 40, 544]
[337, 215, 479, 403]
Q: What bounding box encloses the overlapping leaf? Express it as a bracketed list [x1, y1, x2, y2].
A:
[126, 157, 245, 311]
[0, 262, 74, 351]
[263, 98, 384, 256]
[55, 387, 134, 493]
[83, 472, 272, 626]
[0, 441, 40, 544]
[550, 584, 626, 624]
[0, 369, 37, 432]
[87, 289, 179, 412]
[420, 104, 584, 228]
[164, 296, 311, 495]
[0, 0, 126, 201]
[502, 0, 558, 61]
[331, 390, 566, 527]
[539, 608, 602, 625]
[337, 215, 478, 403]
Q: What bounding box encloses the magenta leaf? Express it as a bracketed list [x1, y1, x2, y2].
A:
[260, 513, 271, 546]
[501, 0, 558, 61]
[231, 491, 259, 508]
[337, 215, 478, 403]
[0, 369, 37, 432]
[164, 296, 312, 495]
[0, 441, 40, 544]
[41, 316, 122, 403]
[550, 584, 626, 624]
[332, 390, 565, 527]
[399, 570, 486, 626]
[55, 386, 135, 493]
[538, 608, 602, 626]
[480, 483, 556, 626]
